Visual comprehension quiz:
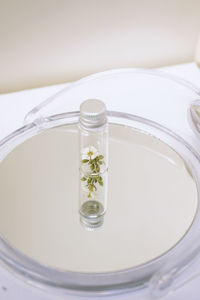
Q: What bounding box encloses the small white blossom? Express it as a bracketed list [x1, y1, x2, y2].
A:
[82, 146, 99, 160]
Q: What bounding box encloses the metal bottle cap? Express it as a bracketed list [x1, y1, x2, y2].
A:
[80, 99, 107, 129]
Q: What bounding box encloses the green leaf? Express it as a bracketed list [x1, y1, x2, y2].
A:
[98, 155, 104, 160]
[96, 165, 100, 172]
[81, 177, 87, 181]
[82, 159, 89, 163]
[90, 164, 95, 171]
[99, 181, 103, 186]
[89, 185, 93, 192]
[99, 161, 102, 165]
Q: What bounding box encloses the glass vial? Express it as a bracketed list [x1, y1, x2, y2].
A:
[79, 99, 108, 230]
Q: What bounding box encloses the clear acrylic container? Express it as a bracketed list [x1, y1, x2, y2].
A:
[0, 69, 200, 299]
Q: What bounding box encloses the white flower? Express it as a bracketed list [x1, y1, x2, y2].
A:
[82, 146, 99, 160]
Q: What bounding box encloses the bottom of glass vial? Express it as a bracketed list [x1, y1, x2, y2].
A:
[80, 200, 105, 230]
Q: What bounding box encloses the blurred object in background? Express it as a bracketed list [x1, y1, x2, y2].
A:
[195, 35, 200, 68]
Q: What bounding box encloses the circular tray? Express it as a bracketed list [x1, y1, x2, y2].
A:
[0, 69, 200, 298]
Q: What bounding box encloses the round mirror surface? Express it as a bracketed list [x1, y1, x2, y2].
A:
[0, 123, 197, 272]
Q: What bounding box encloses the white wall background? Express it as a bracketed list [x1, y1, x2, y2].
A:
[0, 0, 200, 94]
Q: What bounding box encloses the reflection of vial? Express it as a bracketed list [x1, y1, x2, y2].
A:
[79, 99, 108, 230]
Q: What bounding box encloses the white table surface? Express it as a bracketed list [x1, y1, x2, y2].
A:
[0, 62, 200, 300]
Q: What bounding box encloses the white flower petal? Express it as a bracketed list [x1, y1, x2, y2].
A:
[81, 145, 99, 160]
[82, 147, 90, 155]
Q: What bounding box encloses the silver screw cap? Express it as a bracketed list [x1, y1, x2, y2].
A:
[80, 99, 107, 129]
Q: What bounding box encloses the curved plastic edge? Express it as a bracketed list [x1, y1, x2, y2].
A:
[149, 238, 200, 299]
[188, 99, 200, 141]
[23, 68, 200, 126]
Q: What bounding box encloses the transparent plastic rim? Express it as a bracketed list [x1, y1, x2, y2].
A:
[24, 67, 200, 125]
[0, 110, 200, 297]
